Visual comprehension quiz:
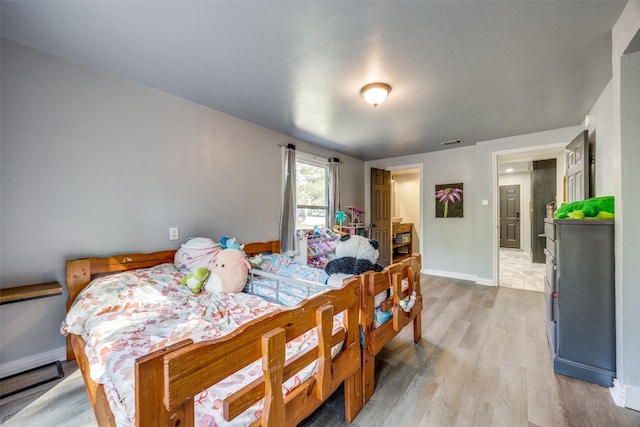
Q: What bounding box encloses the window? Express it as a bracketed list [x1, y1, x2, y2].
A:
[296, 154, 328, 229]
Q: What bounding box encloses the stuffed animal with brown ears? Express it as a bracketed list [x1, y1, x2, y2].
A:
[204, 249, 251, 293]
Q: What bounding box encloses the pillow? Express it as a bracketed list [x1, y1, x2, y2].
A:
[174, 237, 220, 272]
[258, 253, 293, 272]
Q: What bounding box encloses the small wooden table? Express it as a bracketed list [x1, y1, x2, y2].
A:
[0, 281, 64, 397]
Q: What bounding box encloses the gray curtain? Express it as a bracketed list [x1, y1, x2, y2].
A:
[280, 145, 297, 255]
[328, 158, 341, 228]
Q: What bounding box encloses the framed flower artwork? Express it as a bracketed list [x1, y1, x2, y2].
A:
[435, 183, 463, 218]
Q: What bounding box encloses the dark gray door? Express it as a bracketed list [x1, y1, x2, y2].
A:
[500, 185, 521, 248]
[370, 168, 391, 266]
[566, 130, 589, 202]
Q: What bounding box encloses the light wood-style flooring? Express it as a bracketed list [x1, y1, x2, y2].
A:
[302, 275, 640, 426]
[3, 275, 639, 426]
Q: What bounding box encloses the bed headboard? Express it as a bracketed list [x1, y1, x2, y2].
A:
[243, 240, 280, 257]
[64, 240, 281, 361]
[65, 240, 280, 310]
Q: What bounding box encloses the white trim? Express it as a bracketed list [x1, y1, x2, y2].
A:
[475, 277, 495, 286]
[296, 150, 329, 167]
[0, 346, 66, 378]
[423, 269, 495, 286]
[610, 378, 626, 407]
[423, 268, 477, 282]
[625, 383, 640, 411]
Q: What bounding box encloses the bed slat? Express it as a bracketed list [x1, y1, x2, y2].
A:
[262, 328, 286, 426]
[223, 329, 345, 420]
[315, 305, 333, 401]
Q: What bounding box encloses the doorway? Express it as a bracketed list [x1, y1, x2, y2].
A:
[496, 148, 564, 291]
[390, 168, 421, 265]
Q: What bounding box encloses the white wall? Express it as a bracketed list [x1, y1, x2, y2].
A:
[620, 48, 640, 412]
[476, 127, 581, 283]
[613, 0, 640, 410]
[588, 81, 616, 196]
[365, 129, 579, 284]
[392, 171, 420, 232]
[498, 172, 531, 254]
[0, 38, 365, 375]
[367, 147, 481, 281]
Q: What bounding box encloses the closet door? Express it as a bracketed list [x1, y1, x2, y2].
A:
[371, 168, 391, 266]
[565, 130, 588, 203]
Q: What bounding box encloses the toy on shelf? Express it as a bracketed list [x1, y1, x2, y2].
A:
[343, 206, 370, 238]
[346, 206, 365, 225]
[335, 210, 348, 231]
[295, 227, 340, 268]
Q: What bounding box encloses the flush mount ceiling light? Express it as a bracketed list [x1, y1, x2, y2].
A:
[360, 82, 391, 107]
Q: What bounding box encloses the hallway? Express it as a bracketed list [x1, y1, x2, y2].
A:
[499, 248, 545, 292]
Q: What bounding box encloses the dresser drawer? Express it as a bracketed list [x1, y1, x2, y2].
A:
[545, 253, 556, 291]
[546, 237, 556, 258]
[545, 220, 555, 240]
[393, 223, 411, 234]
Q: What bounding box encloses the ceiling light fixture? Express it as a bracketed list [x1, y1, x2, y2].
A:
[360, 82, 391, 107]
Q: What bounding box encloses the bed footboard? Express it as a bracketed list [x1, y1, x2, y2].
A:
[133, 276, 362, 426]
[360, 255, 423, 403]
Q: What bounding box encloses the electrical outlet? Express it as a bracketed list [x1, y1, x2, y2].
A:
[169, 227, 179, 241]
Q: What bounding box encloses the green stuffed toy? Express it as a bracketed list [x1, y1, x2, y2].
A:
[554, 196, 615, 220]
[181, 266, 210, 294]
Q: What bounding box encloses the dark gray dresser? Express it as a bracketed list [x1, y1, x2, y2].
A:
[544, 218, 615, 387]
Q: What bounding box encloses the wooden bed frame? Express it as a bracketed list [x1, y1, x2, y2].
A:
[359, 254, 423, 403]
[65, 240, 363, 426]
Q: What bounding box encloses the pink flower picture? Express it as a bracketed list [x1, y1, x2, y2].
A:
[435, 183, 464, 218]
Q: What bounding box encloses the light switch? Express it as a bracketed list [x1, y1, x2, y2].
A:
[481, 200, 489, 206]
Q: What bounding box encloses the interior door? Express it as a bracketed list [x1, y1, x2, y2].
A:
[500, 185, 521, 248]
[565, 130, 589, 202]
[370, 168, 391, 266]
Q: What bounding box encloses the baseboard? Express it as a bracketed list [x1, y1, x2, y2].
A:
[421, 268, 496, 286]
[610, 378, 625, 407]
[475, 277, 495, 286]
[625, 383, 640, 411]
[0, 346, 67, 378]
[423, 269, 476, 282]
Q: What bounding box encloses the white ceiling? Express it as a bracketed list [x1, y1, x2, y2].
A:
[0, 1, 626, 161]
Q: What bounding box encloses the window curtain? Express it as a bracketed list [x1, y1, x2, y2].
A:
[328, 158, 341, 229]
[280, 144, 297, 256]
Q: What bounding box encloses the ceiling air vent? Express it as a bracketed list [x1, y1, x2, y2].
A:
[441, 139, 463, 146]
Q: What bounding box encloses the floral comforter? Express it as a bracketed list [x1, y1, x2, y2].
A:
[61, 263, 341, 426]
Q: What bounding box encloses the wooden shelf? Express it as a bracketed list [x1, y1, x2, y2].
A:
[393, 253, 411, 262]
[393, 242, 411, 249]
[392, 223, 413, 263]
[0, 281, 62, 305]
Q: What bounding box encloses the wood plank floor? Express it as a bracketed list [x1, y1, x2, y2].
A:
[301, 275, 640, 426]
[2, 275, 639, 426]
